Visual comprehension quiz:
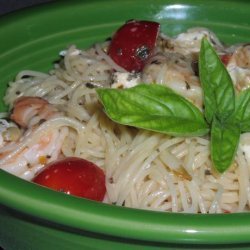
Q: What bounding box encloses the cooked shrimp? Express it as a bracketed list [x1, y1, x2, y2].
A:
[142, 52, 203, 109]
[226, 44, 250, 91]
[11, 96, 60, 128]
[157, 27, 225, 57]
[0, 126, 69, 180]
[0, 97, 69, 180]
[145, 28, 229, 110]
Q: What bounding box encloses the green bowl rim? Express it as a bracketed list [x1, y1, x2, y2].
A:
[2, 169, 250, 245]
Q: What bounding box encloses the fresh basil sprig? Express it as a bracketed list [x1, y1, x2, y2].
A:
[97, 37, 250, 173]
[210, 118, 240, 173]
[199, 38, 235, 124]
[97, 84, 209, 137]
[199, 38, 246, 173]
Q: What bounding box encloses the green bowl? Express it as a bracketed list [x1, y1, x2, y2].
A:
[1, 1, 250, 249]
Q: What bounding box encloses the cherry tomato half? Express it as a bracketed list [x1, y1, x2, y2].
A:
[108, 20, 160, 72]
[32, 157, 106, 201]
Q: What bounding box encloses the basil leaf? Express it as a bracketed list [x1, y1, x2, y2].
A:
[234, 89, 250, 132]
[211, 118, 240, 173]
[199, 38, 235, 124]
[97, 84, 209, 136]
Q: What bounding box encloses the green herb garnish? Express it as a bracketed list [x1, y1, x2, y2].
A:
[199, 38, 240, 173]
[210, 118, 240, 173]
[97, 83, 209, 137]
[97, 38, 249, 173]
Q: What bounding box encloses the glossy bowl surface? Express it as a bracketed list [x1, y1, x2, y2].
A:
[0, 1, 250, 249]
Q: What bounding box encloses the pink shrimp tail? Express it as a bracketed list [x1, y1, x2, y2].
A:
[11, 96, 58, 128]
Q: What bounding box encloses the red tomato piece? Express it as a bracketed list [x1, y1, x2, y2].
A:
[32, 157, 106, 201]
[108, 20, 160, 72]
[220, 54, 232, 66]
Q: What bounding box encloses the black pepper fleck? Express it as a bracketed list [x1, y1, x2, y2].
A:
[151, 60, 161, 65]
[185, 81, 191, 90]
[85, 82, 95, 89]
[205, 169, 211, 175]
[136, 46, 149, 61]
[117, 48, 123, 56]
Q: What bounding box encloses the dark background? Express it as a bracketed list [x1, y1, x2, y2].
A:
[0, 0, 55, 16]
